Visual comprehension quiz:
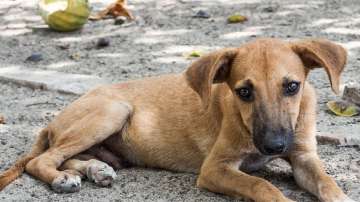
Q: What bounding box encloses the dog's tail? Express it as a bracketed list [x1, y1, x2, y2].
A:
[0, 128, 49, 191]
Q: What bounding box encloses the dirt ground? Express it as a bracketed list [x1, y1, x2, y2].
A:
[0, 0, 359, 201]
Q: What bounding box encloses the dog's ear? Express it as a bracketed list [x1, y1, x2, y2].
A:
[291, 39, 347, 94]
[185, 48, 238, 108]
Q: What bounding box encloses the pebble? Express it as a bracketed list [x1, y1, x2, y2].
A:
[69, 53, 81, 60]
[193, 10, 210, 18]
[349, 160, 360, 172]
[262, 7, 275, 12]
[96, 37, 110, 48]
[114, 16, 127, 25]
[25, 53, 43, 62]
[57, 44, 70, 50]
[343, 86, 360, 106]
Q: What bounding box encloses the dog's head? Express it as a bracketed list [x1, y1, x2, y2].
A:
[185, 38, 347, 155]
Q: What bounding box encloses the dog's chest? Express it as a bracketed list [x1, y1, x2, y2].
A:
[239, 153, 275, 173]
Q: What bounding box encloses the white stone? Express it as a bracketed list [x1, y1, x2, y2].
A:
[0, 66, 108, 95]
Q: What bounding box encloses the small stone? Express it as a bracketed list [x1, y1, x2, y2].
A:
[262, 7, 275, 12]
[69, 53, 81, 60]
[193, 10, 210, 18]
[96, 38, 110, 49]
[0, 66, 108, 95]
[349, 160, 360, 172]
[114, 16, 126, 25]
[1, 140, 6, 145]
[343, 86, 360, 106]
[26, 53, 43, 62]
[57, 44, 70, 50]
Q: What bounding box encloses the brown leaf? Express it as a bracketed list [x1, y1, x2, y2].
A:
[89, 0, 134, 21]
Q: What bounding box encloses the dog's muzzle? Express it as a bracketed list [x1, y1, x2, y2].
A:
[253, 128, 294, 156]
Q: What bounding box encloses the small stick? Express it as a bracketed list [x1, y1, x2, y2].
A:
[25, 102, 57, 107]
[0, 114, 5, 124]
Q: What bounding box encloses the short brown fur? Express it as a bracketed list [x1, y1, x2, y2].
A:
[0, 38, 353, 202]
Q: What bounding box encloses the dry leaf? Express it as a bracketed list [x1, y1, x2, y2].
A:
[0, 115, 5, 124]
[89, 0, 134, 21]
[183, 50, 203, 59]
[327, 100, 360, 117]
[227, 14, 247, 23]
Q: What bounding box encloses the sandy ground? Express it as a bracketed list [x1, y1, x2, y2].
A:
[0, 0, 359, 201]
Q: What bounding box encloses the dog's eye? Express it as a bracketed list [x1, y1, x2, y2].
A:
[284, 81, 300, 96]
[236, 87, 253, 101]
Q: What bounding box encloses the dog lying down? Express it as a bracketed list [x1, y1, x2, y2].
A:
[0, 38, 355, 202]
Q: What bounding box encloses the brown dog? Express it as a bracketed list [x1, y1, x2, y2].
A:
[0, 38, 355, 202]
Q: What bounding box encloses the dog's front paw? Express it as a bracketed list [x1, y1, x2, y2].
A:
[51, 172, 81, 193]
[86, 159, 117, 186]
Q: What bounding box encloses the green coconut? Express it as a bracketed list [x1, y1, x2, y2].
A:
[38, 0, 90, 32]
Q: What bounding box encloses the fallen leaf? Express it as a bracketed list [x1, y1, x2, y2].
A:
[89, 0, 134, 21]
[183, 50, 202, 59]
[327, 100, 360, 117]
[227, 14, 247, 23]
[189, 51, 202, 57]
[0, 115, 5, 124]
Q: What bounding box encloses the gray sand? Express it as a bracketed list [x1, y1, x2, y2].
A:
[0, 0, 359, 201]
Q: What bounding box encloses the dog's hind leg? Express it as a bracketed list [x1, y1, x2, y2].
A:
[61, 158, 117, 187]
[25, 100, 132, 193]
[60, 146, 124, 187]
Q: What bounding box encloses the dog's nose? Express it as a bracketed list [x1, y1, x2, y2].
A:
[263, 140, 285, 155]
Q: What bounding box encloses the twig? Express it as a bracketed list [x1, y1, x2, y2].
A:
[0, 114, 5, 124]
[25, 102, 57, 107]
